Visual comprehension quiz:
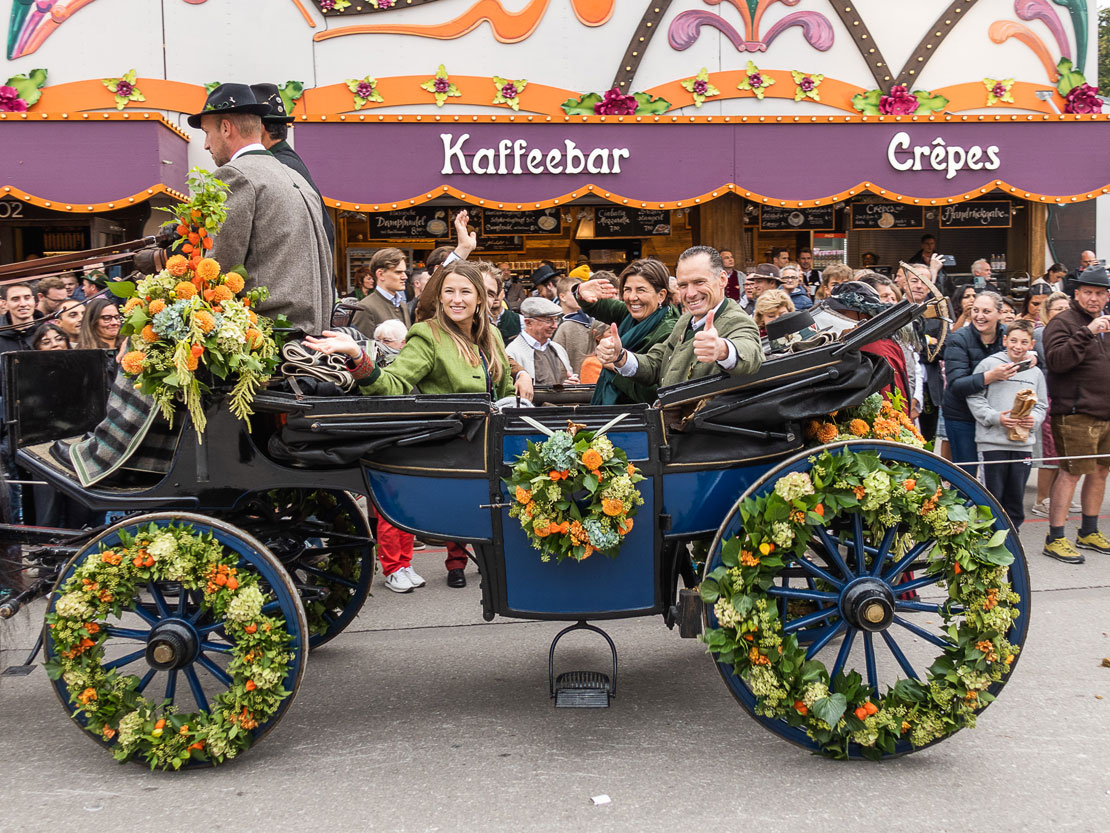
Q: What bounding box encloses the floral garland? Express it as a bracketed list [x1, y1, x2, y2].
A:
[506, 422, 644, 563]
[1055, 58, 1101, 114]
[737, 60, 775, 100]
[804, 392, 925, 448]
[421, 65, 461, 107]
[104, 68, 145, 110]
[346, 76, 384, 109]
[680, 68, 719, 108]
[43, 523, 295, 770]
[1, 67, 46, 111]
[112, 169, 284, 433]
[492, 76, 527, 110]
[852, 85, 948, 116]
[560, 87, 670, 116]
[701, 449, 1021, 759]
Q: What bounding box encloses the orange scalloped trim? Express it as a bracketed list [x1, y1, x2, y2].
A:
[0, 183, 187, 212]
[319, 179, 1110, 213]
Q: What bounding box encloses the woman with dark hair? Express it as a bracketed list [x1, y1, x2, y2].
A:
[1021, 282, 1053, 325]
[352, 266, 375, 300]
[77, 296, 123, 351]
[572, 258, 680, 405]
[33, 322, 70, 351]
[949, 284, 977, 331]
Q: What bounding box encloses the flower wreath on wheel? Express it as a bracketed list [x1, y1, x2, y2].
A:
[44, 523, 295, 770]
[701, 448, 1021, 759]
[506, 419, 645, 563]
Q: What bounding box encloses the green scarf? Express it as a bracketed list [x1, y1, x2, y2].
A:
[591, 305, 671, 406]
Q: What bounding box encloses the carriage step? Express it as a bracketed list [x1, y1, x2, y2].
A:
[548, 621, 617, 709]
[553, 671, 612, 708]
[1, 664, 35, 677]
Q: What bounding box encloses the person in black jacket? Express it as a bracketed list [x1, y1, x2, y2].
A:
[941, 290, 1018, 474]
[0, 283, 42, 354]
[1041, 264, 1110, 563]
[251, 82, 336, 250]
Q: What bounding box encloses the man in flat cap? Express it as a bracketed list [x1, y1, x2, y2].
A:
[506, 297, 577, 386]
[188, 83, 333, 333]
[250, 82, 335, 249]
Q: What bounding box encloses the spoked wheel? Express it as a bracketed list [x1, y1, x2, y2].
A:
[230, 490, 375, 650]
[703, 441, 1030, 759]
[43, 512, 308, 769]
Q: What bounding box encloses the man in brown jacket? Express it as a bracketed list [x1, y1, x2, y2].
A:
[350, 247, 411, 338]
[1042, 264, 1110, 563]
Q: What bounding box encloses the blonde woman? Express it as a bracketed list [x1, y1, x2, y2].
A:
[753, 289, 794, 332]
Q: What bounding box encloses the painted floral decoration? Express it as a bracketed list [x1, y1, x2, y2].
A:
[346, 76, 384, 110]
[1, 68, 46, 110]
[737, 61, 775, 100]
[421, 65, 461, 107]
[369, 0, 395, 7]
[0, 85, 27, 112]
[492, 76, 527, 111]
[278, 81, 305, 118]
[983, 77, 1014, 107]
[851, 85, 948, 116]
[791, 71, 824, 103]
[104, 69, 145, 111]
[680, 68, 720, 108]
[560, 88, 670, 116]
[1055, 58, 1102, 114]
[320, 0, 351, 10]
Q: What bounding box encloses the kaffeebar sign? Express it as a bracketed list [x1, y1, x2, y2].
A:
[294, 121, 1110, 210]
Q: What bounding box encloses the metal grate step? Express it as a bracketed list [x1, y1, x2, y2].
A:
[554, 671, 612, 708]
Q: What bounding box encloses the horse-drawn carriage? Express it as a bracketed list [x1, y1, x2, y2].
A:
[0, 258, 1029, 765]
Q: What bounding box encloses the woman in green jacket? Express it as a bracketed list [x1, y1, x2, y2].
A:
[304, 260, 513, 399]
[575, 258, 679, 405]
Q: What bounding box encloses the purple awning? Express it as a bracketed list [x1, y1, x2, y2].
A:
[0, 119, 188, 207]
[294, 120, 1110, 208]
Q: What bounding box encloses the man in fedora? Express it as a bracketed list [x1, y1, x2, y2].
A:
[250, 82, 335, 248]
[529, 263, 559, 301]
[188, 83, 332, 333]
[1042, 263, 1110, 563]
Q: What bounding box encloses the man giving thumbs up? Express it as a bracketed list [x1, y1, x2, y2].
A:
[596, 246, 762, 397]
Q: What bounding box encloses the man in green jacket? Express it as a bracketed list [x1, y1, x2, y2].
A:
[596, 246, 762, 391]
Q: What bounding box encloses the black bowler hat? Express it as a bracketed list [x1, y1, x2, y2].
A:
[1075, 263, 1110, 288]
[530, 264, 557, 287]
[187, 83, 270, 128]
[250, 83, 295, 124]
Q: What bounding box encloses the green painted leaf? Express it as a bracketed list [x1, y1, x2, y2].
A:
[1055, 58, 1087, 96]
[851, 89, 882, 115]
[561, 93, 601, 116]
[5, 68, 47, 106]
[279, 81, 305, 116]
[632, 92, 671, 115]
[913, 92, 949, 115]
[204, 81, 222, 94]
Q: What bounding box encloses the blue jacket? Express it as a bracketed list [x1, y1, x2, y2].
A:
[941, 324, 1006, 423]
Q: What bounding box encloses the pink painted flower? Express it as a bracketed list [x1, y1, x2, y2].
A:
[878, 85, 918, 115]
[356, 81, 374, 99]
[594, 87, 637, 115]
[376, 0, 394, 7]
[747, 71, 764, 89]
[692, 79, 709, 96]
[321, 0, 335, 8]
[434, 77, 450, 93]
[799, 76, 816, 93]
[1064, 83, 1102, 114]
[115, 79, 133, 97]
[991, 82, 1007, 99]
[0, 86, 27, 112]
[500, 82, 519, 99]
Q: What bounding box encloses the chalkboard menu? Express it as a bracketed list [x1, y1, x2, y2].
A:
[473, 236, 524, 253]
[759, 205, 835, 231]
[369, 207, 450, 239]
[939, 201, 1012, 228]
[593, 207, 671, 237]
[482, 208, 562, 236]
[850, 203, 924, 230]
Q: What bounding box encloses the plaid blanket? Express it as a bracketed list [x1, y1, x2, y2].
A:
[69, 369, 179, 487]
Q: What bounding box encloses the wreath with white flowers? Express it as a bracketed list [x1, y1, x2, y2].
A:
[505, 418, 645, 563]
[44, 522, 295, 770]
[701, 448, 1022, 759]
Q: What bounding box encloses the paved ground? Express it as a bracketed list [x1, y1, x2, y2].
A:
[2, 487, 1108, 833]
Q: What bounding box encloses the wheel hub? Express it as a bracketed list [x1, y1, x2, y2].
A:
[840, 578, 895, 632]
[145, 619, 199, 670]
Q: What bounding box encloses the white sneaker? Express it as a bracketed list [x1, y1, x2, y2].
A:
[1030, 498, 1084, 518]
[401, 565, 426, 588]
[384, 570, 414, 593]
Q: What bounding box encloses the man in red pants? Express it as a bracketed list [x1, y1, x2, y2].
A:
[372, 506, 425, 593]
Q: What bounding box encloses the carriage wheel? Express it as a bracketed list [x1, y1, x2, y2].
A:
[230, 490, 375, 649]
[43, 512, 308, 769]
[704, 441, 1031, 759]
